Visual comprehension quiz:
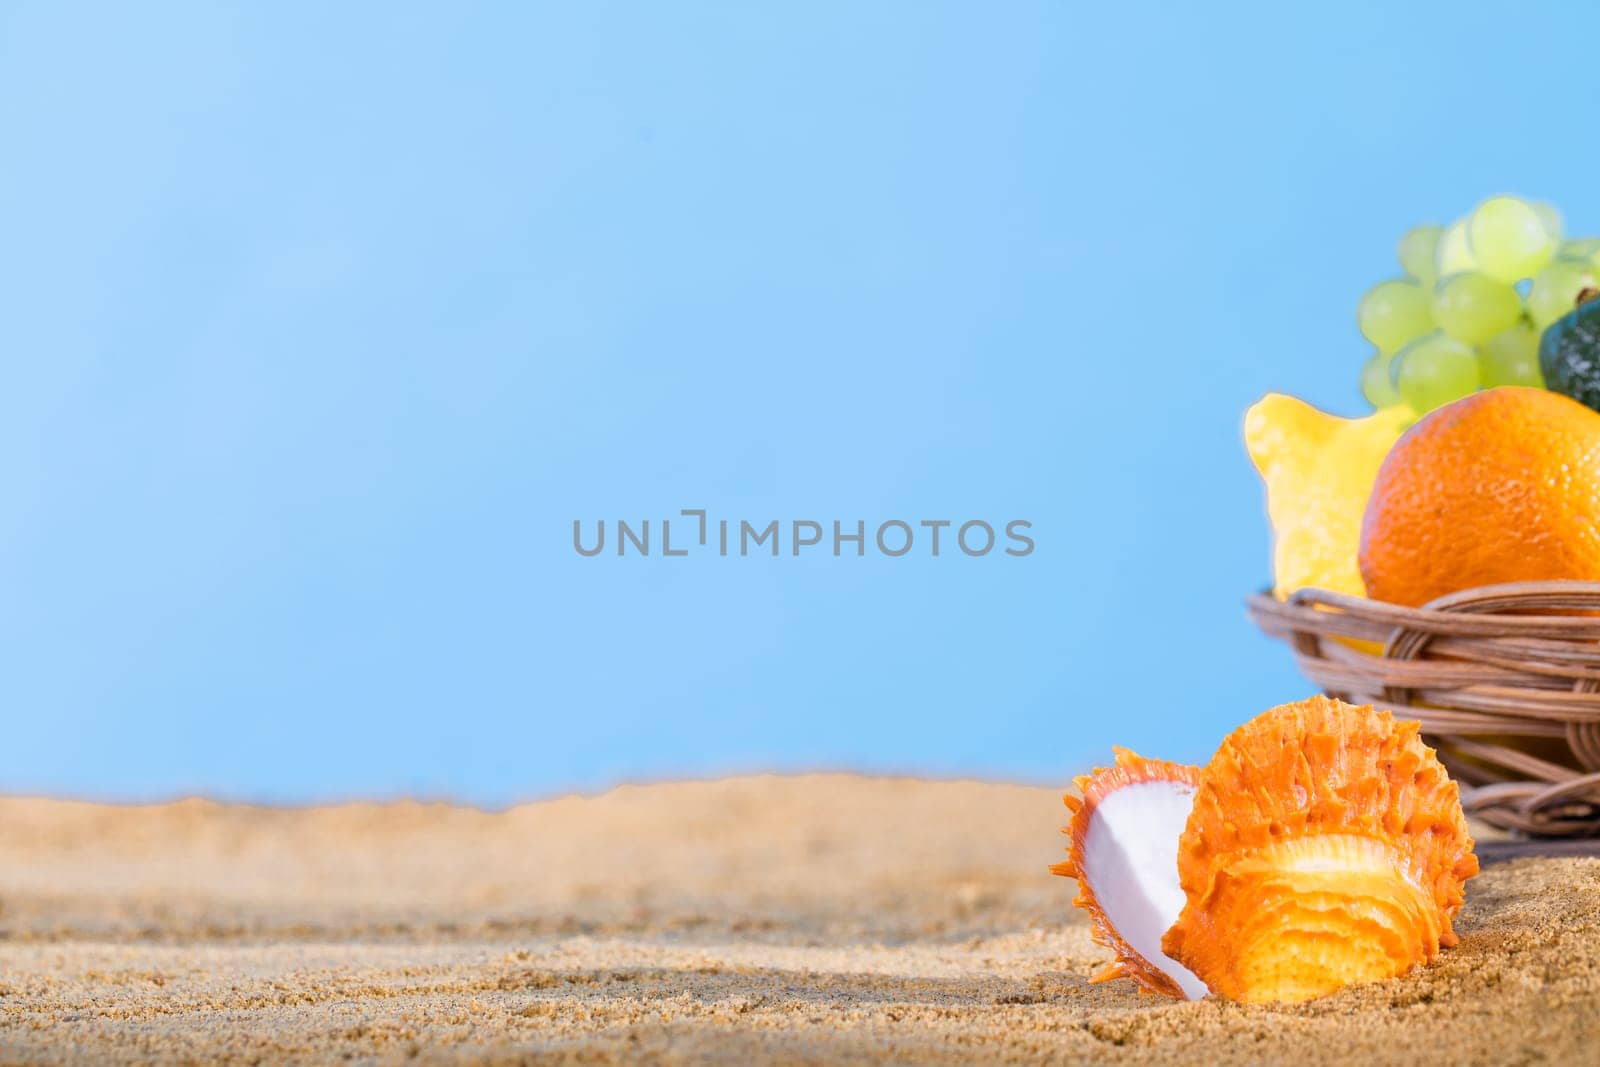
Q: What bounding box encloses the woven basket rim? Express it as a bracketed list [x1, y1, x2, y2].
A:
[1247, 579, 1600, 838]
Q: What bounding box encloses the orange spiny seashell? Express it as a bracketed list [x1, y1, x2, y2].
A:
[1161, 696, 1479, 1004]
[1051, 747, 1209, 998]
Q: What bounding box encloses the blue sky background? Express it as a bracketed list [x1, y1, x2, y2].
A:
[3, 2, 1596, 804]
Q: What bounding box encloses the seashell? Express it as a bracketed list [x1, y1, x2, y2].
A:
[1051, 747, 1209, 998]
[1161, 696, 1480, 1004]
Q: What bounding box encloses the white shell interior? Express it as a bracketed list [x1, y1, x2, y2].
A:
[1081, 780, 1209, 999]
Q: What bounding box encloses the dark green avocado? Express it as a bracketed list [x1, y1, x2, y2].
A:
[1540, 289, 1600, 412]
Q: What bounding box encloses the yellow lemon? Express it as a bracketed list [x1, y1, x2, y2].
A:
[1244, 394, 1410, 600]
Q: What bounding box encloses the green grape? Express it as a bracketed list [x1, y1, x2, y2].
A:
[1468, 196, 1557, 282]
[1436, 219, 1476, 275]
[1394, 332, 1480, 413]
[1526, 258, 1600, 327]
[1431, 272, 1522, 344]
[1397, 224, 1442, 282]
[1480, 322, 1545, 389]
[1561, 237, 1600, 260]
[1357, 279, 1433, 353]
[1536, 202, 1564, 243]
[1360, 350, 1401, 408]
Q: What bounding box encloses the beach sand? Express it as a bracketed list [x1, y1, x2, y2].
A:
[0, 774, 1596, 1065]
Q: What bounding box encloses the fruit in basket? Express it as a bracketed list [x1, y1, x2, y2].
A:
[1392, 332, 1479, 413]
[1434, 220, 1475, 276]
[1053, 698, 1478, 1004]
[1245, 395, 1410, 599]
[1396, 224, 1442, 283]
[1431, 272, 1520, 345]
[1358, 280, 1433, 354]
[1360, 386, 1600, 607]
[1539, 290, 1600, 412]
[1350, 195, 1589, 411]
[1359, 351, 1401, 407]
[1468, 195, 1558, 282]
[1527, 256, 1600, 328]
[1048, 750, 1208, 999]
[1161, 697, 1478, 1004]
[1479, 321, 1544, 388]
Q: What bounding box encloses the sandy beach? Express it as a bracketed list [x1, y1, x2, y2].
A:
[0, 774, 1596, 1065]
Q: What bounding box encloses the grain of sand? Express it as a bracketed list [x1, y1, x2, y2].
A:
[0, 775, 1595, 1065]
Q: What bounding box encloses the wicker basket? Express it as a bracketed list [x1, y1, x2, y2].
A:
[1248, 580, 1600, 838]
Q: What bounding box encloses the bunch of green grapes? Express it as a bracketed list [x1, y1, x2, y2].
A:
[1359, 196, 1600, 414]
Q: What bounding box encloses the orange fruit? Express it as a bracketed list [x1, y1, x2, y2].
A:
[1359, 386, 1600, 607]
